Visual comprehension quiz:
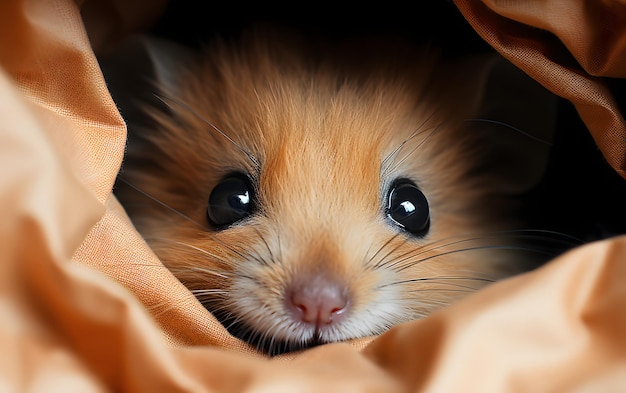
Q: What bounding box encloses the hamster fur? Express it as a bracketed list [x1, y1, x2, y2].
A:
[111, 30, 558, 355]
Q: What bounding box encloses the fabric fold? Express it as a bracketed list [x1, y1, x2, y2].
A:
[1, 0, 625, 392]
[454, 0, 626, 179]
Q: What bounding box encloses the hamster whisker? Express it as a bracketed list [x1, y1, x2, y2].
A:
[220, 308, 247, 332]
[388, 122, 445, 176]
[146, 227, 268, 270]
[251, 226, 276, 266]
[391, 244, 558, 273]
[386, 275, 495, 288]
[449, 229, 582, 256]
[191, 289, 230, 297]
[204, 300, 234, 317]
[99, 261, 170, 269]
[365, 232, 405, 270]
[117, 177, 209, 231]
[381, 107, 439, 172]
[405, 288, 478, 294]
[405, 296, 466, 310]
[168, 265, 231, 280]
[369, 233, 494, 272]
[410, 301, 468, 314]
[225, 314, 296, 354]
[465, 118, 553, 146]
[141, 236, 232, 265]
[143, 290, 220, 318]
[500, 228, 583, 250]
[155, 93, 261, 171]
[172, 242, 234, 273]
[380, 228, 581, 272]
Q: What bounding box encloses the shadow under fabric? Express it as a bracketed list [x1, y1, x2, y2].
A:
[0, 1, 624, 392]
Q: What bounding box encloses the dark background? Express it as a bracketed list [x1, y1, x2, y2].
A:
[148, 1, 626, 247]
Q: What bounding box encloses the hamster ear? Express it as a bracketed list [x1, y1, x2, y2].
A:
[467, 56, 558, 195]
[99, 35, 197, 126]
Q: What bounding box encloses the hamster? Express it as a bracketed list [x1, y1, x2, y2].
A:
[110, 29, 559, 356]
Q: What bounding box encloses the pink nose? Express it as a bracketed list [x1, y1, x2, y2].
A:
[286, 275, 348, 326]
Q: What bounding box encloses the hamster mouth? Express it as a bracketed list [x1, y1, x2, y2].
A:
[211, 308, 332, 356]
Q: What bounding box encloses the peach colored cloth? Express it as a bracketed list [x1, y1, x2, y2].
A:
[1, 1, 624, 392]
[455, 0, 626, 180]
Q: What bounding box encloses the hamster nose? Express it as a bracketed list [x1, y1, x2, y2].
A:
[286, 275, 348, 326]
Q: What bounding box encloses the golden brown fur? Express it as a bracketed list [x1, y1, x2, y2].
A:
[115, 31, 528, 355]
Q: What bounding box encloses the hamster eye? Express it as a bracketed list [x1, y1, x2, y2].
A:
[385, 179, 430, 236]
[207, 174, 255, 228]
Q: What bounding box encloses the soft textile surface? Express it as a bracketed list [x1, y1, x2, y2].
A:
[1, 1, 625, 392]
[455, 0, 626, 180]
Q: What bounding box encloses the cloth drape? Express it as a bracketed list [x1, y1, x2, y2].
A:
[1, 1, 624, 391]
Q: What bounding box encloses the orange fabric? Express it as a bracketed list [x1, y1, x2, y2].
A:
[454, 0, 626, 179]
[1, 0, 625, 392]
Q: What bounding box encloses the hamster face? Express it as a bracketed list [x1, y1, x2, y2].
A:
[115, 34, 522, 355]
